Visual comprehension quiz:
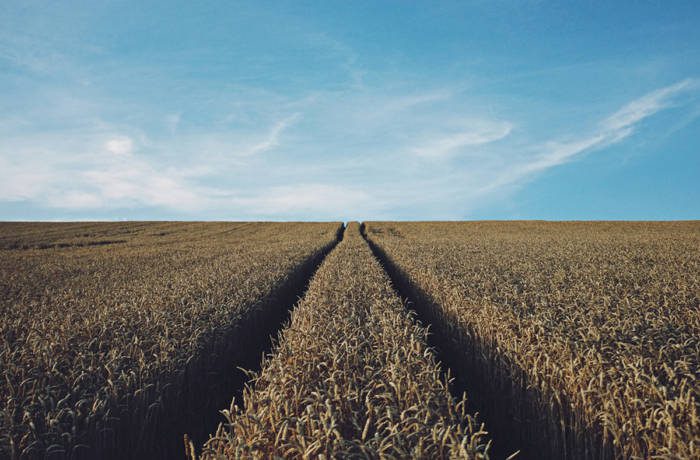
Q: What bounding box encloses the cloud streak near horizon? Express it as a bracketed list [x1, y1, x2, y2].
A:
[2, 79, 697, 219]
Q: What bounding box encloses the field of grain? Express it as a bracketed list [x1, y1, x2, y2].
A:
[195, 222, 492, 459]
[0, 222, 341, 459]
[365, 221, 700, 459]
[2, 220, 697, 459]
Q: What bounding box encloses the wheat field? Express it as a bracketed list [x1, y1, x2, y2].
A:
[365, 221, 699, 459]
[1, 221, 698, 459]
[0, 222, 341, 459]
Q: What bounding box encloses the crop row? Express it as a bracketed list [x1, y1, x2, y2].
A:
[365, 221, 700, 459]
[195, 222, 494, 459]
[0, 222, 342, 459]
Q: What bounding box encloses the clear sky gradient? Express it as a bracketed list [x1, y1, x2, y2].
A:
[1, 1, 699, 220]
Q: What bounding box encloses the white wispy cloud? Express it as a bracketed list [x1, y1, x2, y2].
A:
[412, 121, 513, 158]
[104, 136, 134, 156]
[0, 141, 204, 212]
[378, 90, 453, 115]
[78, 163, 204, 210]
[601, 78, 699, 132]
[229, 184, 378, 219]
[243, 113, 300, 156]
[474, 79, 700, 196]
[1, 75, 697, 219]
[0, 157, 54, 202]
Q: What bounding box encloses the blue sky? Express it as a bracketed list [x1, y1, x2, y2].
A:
[1, 1, 699, 220]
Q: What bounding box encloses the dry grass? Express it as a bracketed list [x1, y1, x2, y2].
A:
[366, 221, 700, 459]
[0, 222, 341, 459]
[197, 222, 491, 459]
